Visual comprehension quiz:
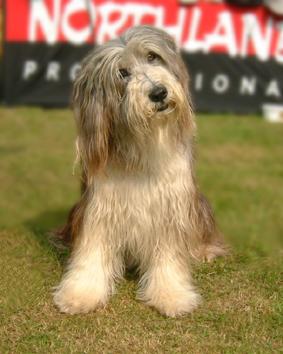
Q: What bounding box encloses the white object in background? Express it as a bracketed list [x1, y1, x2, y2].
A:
[262, 104, 283, 123]
[264, 0, 283, 16]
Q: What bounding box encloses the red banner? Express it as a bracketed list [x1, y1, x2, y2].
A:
[5, 0, 283, 62]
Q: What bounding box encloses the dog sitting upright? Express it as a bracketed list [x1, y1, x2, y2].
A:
[54, 26, 227, 317]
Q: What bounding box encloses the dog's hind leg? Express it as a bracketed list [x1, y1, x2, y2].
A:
[195, 193, 229, 262]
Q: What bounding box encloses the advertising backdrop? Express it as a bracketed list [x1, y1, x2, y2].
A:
[3, 0, 283, 112]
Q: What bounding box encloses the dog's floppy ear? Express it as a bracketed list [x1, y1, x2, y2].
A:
[72, 54, 112, 179]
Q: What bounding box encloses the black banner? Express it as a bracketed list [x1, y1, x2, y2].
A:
[3, 43, 283, 113]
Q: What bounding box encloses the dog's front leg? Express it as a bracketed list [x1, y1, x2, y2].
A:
[53, 223, 121, 314]
[137, 249, 201, 317]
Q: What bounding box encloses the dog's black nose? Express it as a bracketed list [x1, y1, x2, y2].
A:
[149, 85, 168, 102]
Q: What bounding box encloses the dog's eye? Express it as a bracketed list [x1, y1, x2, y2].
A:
[147, 52, 160, 63]
[119, 68, 130, 79]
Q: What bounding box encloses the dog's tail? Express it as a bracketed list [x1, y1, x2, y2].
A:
[51, 176, 87, 248]
[52, 204, 79, 247]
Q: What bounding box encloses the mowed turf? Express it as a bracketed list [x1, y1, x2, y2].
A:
[0, 107, 282, 353]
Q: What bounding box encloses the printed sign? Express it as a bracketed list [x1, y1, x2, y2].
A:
[3, 0, 283, 112]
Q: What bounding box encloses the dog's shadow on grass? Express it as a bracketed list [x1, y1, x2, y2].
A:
[25, 208, 71, 265]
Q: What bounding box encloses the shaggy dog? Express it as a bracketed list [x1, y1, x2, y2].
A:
[54, 26, 227, 317]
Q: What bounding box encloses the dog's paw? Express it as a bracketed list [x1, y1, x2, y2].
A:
[197, 243, 229, 263]
[53, 285, 107, 314]
[204, 244, 229, 262]
[144, 289, 201, 317]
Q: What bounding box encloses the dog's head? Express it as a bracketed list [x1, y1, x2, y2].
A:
[73, 26, 195, 176]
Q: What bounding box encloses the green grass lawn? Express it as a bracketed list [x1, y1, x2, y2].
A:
[0, 107, 282, 353]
